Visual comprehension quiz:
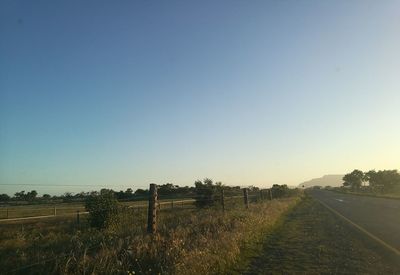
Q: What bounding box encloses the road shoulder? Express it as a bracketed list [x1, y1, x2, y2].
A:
[239, 195, 400, 274]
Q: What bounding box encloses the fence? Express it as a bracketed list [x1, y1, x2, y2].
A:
[1, 184, 287, 274]
[0, 185, 275, 227]
[144, 184, 274, 233]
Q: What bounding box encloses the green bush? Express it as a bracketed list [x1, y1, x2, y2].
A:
[85, 190, 119, 229]
[194, 178, 221, 208]
[271, 184, 299, 198]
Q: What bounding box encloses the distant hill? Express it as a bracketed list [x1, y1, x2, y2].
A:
[298, 175, 344, 188]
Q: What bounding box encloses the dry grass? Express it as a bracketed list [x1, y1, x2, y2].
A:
[0, 197, 300, 274]
[241, 195, 400, 274]
[0, 199, 192, 220]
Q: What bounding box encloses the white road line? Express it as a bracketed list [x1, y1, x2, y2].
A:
[314, 196, 400, 257]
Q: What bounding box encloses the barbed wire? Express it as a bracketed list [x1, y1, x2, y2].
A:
[2, 192, 276, 273]
[0, 194, 263, 221]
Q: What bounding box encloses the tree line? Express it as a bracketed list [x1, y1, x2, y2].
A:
[343, 169, 400, 192]
[0, 182, 265, 204]
[85, 179, 295, 229]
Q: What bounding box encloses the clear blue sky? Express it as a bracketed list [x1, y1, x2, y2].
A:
[1, 0, 400, 195]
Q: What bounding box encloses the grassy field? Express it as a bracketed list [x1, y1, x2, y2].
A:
[238, 195, 400, 274]
[0, 198, 196, 220]
[0, 196, 299, 274]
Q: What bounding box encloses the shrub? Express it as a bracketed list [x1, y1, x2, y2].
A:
[85, 190, 120, 229]
[194, 178, 221, 208]
[271, 184, 299, 198]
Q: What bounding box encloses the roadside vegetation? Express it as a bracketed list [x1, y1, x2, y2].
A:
[0, 183, 296, 220]
[0, 182, 301, 274]
[0, 184, 202, 206]
[333, 169, 400, 199]
[240, 195, 400, 274]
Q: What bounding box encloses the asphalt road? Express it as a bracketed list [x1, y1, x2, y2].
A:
[309, 189, 400, 252]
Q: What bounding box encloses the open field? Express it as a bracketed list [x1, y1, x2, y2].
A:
[9, 188, 399, 274]
[0, 198, 199, 220]
[0, 194, 299, 274]
[239, 195, 400, 274]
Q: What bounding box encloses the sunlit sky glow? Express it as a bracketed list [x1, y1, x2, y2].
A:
[1, 0, 400, 195]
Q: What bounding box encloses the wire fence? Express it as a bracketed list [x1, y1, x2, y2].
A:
[0, 184, 287, 274]
[0, 195, 260, 222]
[0, 186, 266, 221]
[0, 198, 258, 219]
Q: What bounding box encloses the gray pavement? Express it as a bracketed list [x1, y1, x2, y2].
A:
[309, 189, 400, 251]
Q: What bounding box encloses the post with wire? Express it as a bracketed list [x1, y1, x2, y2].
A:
[147, 183, 158, 234]
[221, 189, 225, 212]
[243, 188, 249, 209]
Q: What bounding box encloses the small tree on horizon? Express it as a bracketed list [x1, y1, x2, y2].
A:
[343, 169, 364, 190]
[26, 190, 38, 201]
[14, 191, 26, 201]
[365, 169, 400, 193]
[42, 194, 51, 200]
[0, 194, 10, 202]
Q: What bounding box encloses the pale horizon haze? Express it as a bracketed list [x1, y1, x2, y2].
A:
[1, 0, 400, 195]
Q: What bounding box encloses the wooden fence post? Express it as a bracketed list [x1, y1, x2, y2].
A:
[76, 210, 80, 224]
[243, 188, 249, 209]
[260, 190, 263, 201]
[6, 208, 9, 219]
[221, 189, 225, 212]
[270, 188, 273, 200]
[53, 206, 57, 216]
[147, 184, 157, 234]
[171, 200, 174, 209]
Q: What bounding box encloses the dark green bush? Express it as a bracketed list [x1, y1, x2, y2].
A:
[271, 184, 299, 198]
[85, 190, 119, 229]
[194, 178, 221, 208]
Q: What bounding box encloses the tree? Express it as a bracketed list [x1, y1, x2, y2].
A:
[343, 169, 364, 190]
[115, 190, 125, 200]
[0, 194, 10, 202]
[158, 183, 178, 196]
[364, 170, 378, 189]
[381, 170, 400, 191]
[271, 184, 290, 198]
[14, 191, 26, 201]
[75, 192, 89, 199]
[62, 192, 73, 202]
[134, 188, 149, 197]
[125, 188, 133, 196]
[42, 194, 51, 200]
[26, 190, 38, 201]
[365, 170, 400, 192]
